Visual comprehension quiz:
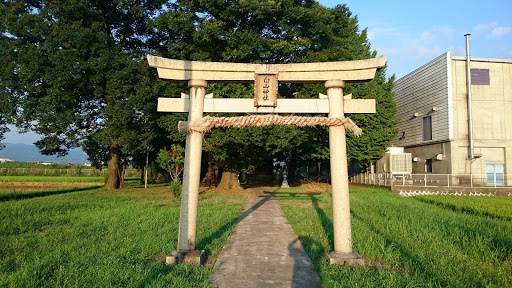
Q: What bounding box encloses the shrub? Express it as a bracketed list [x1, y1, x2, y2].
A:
[169, 181, 181, 198]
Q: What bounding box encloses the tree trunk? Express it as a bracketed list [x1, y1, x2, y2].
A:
[240, 171, 247, 184]
[288, 152, 298, 183]
[120, 157, 126, 188]
[201, 161, 217, 188]
[105, 141, 121, 190]
[316, 161, 322, 182]
[217, 165, 242, 190]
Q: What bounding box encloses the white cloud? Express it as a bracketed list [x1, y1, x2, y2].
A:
[408, 45, 442, 60]
[490, 26, 512, 39]
[474, 22, 512, 39]
[364, 24, 458, 77]
[451, 45, 466, 57]
[365, 22, 405, 42]
[475, 22, 497, 33]
[419, 26, 454, 42]
[403, 26, 454, 60]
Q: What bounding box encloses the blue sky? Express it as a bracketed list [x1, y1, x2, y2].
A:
[4, 0, 512, 145]
[319, 0, 512, 78]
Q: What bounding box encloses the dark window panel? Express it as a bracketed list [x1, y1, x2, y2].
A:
[471, 68, 490, 85]
[422, 116, 432, 141]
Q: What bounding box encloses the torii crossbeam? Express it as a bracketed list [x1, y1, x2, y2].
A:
[148, 55, 386, 266]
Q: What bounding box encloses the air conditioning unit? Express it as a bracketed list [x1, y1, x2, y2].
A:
[377, 147, 412, 174]
[390, 153, 412, 174]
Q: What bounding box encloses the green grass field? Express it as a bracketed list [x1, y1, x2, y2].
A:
[1, 182, 511, 287]
[0, 183, 246, 287]
[0, 176, 110, 201]
[415, 195, 512, 220]
[275, 186, 512, 287]
[0, 176, 139, 183]
[0, 186, 104, 202]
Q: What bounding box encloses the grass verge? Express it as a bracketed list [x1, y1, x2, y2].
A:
[415, 195, 512, 220]
[274, 186, 512, 287]
[4, 182, 510, 287]
[0, 184, 245, 287]
[0, 185, 104, 202]
[0, 176, 139, 183]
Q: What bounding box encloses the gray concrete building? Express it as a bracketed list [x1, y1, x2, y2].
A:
[392, 51, 512, 186]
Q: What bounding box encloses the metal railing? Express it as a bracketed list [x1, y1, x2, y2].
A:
[350, 172, 509, 188]
[0, 167, 139, 177]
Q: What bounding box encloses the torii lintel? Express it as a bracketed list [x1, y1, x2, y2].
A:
[147, 55, 386, 83]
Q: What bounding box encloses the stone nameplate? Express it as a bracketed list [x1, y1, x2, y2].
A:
[254, 73, 278, 107]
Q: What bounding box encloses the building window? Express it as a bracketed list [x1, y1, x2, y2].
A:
[486, 164, 504, 186]
[422, 116, 432, 141]
[471, 69, 490, 85]
[425, 159, 433, 173]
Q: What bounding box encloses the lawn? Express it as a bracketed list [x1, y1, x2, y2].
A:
[2, 182, 511, 287]
[274, 185, 512, 287]
[0, 177, 145, 202]
[0, 176, 109, 202]
[415, 194, 512, 220]
[0, 183, 246, 287]
[0, 176, 140, 183]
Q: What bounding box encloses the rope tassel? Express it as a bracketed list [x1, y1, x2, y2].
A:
[178, 115, 363, 136]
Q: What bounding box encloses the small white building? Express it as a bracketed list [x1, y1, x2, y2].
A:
[0, 158, 14, 163]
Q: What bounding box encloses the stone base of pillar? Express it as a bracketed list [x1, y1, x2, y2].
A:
[326, 252, 364, 266]
[166, 250, 205, 265]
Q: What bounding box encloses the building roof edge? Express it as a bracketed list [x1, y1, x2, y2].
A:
[451, 55, 512, 64]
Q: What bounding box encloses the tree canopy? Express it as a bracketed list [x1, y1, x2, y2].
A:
[0, 0, 397, 187]
[153, 1, 397, 183]
[0, 0, 172, 188]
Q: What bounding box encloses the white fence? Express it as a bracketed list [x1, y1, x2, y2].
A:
[350, 173, 509, 188]
[0, 168, 139, 177]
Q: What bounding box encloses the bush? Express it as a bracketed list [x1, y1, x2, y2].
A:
[169, 181, 181, 198]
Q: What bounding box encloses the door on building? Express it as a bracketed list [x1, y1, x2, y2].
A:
[486, 164, 504, 186]
[425, 159, 433, 173]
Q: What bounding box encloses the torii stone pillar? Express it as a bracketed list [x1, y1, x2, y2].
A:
[325, 80, 362, 265]
[148, 55, 386, 266]
[171, 80, 208, 263]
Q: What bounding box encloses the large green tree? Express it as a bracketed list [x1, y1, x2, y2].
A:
[346, 71, 398, 170]
[153, 1, 397, 186]
[1, 0, 397, 188]
[0, 0, 168, 189]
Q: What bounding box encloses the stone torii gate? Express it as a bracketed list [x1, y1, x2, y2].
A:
[148, 55, 386, 266]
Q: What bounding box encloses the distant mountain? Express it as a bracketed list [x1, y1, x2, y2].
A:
[0, 143, 89, 164]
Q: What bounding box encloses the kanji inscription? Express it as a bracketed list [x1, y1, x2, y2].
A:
[254, 73, 278, 107]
